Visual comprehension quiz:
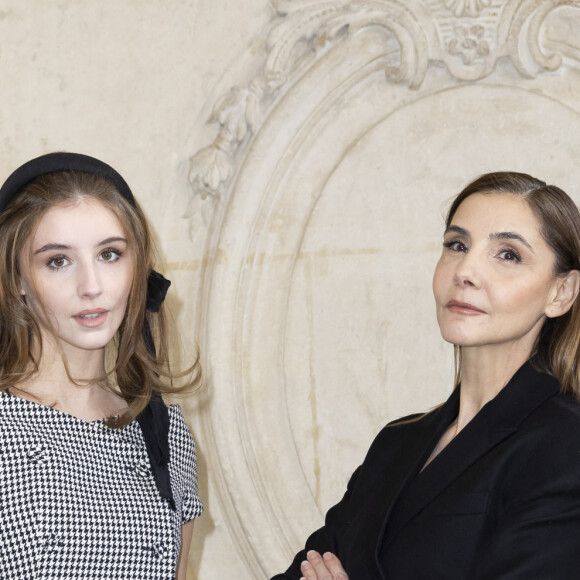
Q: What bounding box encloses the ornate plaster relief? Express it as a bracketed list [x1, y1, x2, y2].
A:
[186, 1, 580, 575]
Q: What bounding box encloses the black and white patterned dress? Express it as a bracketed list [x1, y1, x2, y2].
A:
[0, 392, 203, 579]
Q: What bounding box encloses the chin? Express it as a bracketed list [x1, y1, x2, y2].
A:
[439, 329, 477, 347]
[61, 333, 116, 353]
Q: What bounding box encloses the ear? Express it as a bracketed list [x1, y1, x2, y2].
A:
[20, 275, 29, 298]
[545, 270, 580, 318]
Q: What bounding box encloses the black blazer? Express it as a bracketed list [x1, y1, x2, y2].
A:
[272, 362, 580, 579]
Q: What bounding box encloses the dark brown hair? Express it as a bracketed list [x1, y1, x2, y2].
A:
[447, 171, 580, 398]
[0, 170, 201, 426]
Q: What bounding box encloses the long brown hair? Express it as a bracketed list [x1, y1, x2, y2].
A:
[446, 171, 580, 398]
[0, 170, 201, 426]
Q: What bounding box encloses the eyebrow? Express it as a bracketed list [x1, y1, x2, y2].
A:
[444, 226, 534, 252]
[33, 236, 128, 255]
[491, 231, 534, 251]
[444, 225, 468, 237]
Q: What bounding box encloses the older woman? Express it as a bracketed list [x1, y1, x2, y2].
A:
[274, 172, 580, 580]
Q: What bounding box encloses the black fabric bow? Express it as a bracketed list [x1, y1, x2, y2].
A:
[0, 152, 176, 509]
[146, 270, 171, 313]
[136, 390, 176, 510]
[139, 270, 175, 510]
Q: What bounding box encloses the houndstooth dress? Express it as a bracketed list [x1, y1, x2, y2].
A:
[0, 392, 203, 580]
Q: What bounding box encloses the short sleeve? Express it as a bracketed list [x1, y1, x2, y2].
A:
[168, 405, 204, 524]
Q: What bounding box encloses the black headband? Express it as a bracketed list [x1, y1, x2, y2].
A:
[0, 152, 134, 212]
[0, 152, 175, 509]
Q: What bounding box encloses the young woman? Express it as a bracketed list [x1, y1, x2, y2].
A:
[0, 152, 203, 579]
[274, 172, 580, 580]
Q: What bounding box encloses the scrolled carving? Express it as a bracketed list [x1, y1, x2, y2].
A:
[186, 0, 580, 218]
[265, 1, 351, 88]
[508, 0, 573, 78]
[186, 0, 433, 210]
[341, 1, 431, 89]
[268, 0, 434, 90]
[187, 2, 353, 208]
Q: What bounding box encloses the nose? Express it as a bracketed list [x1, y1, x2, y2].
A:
[77, 263, 103, 299]
[453, 251, 482, 289]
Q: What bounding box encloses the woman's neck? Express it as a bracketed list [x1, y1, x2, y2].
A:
[16, 338, 126, 422]
[422, 344, 532, 470]
[457, 343, 531, 430]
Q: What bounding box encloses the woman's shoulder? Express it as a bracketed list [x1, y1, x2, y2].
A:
[0, 390, 45, 424]
[166, 404, 198, 455]
[165, 403, 203, 516]
[380, 403, 447, 435]
[0, 392, 32, 439]
[167, 403, 189, 429]
[494, 391, 580, 484]
[525, 391, 580, 441]
[360, 408, 439, 462]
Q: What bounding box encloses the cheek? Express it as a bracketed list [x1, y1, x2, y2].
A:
[36, 283, 65, 309]
[34, 277, 67, 309]
[23, 274, 50, 308]
[432, 259, 448, 301]
[24, 289, 67, 328]
[117, 266, 134, 305]
[490, 277, 551, 315]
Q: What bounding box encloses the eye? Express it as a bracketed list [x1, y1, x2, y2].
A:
[443, 240, 468, 253]
[47, 255, 70, 269]
[498, 248, 521, 262]
[99, 248, 122, 262]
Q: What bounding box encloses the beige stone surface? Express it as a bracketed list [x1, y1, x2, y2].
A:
[1, 1, 580, 578]
[186, 1, 580, 577]
[0, 1, 271, 578]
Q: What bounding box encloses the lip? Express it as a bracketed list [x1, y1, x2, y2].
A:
[446, 300, 486, 316]
[73, 308, 109, 328]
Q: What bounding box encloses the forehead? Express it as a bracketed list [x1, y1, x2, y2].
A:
[451, 193, 541, 234]
[33, 198, 125, 245]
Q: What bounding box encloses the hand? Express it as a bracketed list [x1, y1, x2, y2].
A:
[300, 550, 348, 580]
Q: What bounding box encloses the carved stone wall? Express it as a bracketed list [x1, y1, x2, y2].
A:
[1, 1, 579, 578]
[187, 1, 580, 577]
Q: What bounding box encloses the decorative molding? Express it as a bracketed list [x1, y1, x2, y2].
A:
[448, 24, 490, 64]
[186, 1, 580, 577]
[186, 0, 580, 213]
[444, 0, 492, 18]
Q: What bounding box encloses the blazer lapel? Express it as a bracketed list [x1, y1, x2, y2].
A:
[381, 361, 561, 547]
[369, 391, 461, 562]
